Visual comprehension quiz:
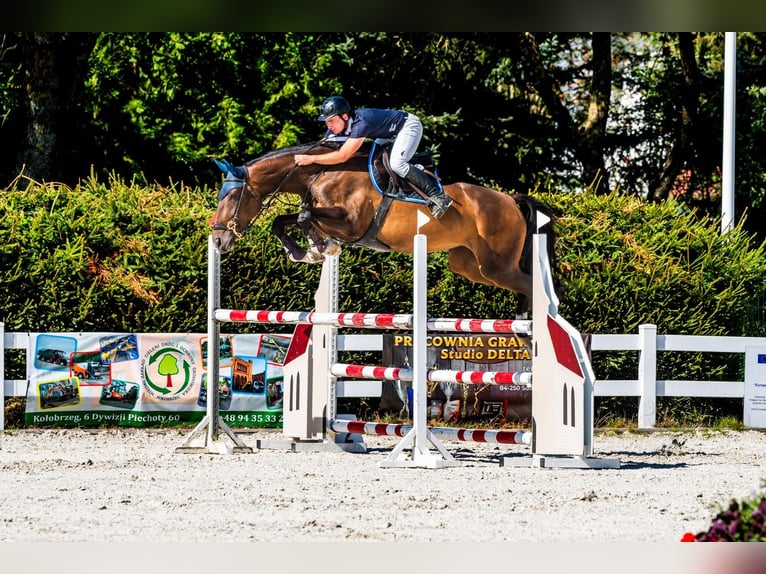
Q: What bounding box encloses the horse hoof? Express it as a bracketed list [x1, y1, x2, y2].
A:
[308, 237, 326, 254]
[286, 248, 308, 263]
[304, 250, 326, 264]
[324, 239, 341, 256]
[289, 253, 324, 264]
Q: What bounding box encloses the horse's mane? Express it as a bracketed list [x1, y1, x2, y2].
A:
[244, 141, 334, 166]
[244, 140, 371, 169]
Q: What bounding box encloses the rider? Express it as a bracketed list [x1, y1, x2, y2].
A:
[293, 96, 453, 219]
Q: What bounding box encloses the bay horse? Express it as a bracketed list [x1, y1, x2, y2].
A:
[210, 141, 556, 315]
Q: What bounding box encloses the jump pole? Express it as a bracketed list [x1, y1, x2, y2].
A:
[194, 213, 618, 468]
[279, 249, 369, 453]
[379, 225, 458, 468]
[175, 235, 253, 454]
[499, 214, 619, 469]
[322, 217, 619, 469]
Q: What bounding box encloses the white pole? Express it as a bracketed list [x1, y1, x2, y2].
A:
[412, 233, 428, 456]
[0, 321, 4, 431]
[207, 235, 221, 442]
[380, 213, 457, 467]
[176, 236, 252, 454]
[721, 31, 737, 235]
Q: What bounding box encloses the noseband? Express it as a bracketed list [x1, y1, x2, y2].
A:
[211, 176, 255, 239]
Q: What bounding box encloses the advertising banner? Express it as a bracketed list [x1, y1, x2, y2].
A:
[380, 332, 533, 423]
[25, 332, 290, 428]
[744, 346, 766, 428]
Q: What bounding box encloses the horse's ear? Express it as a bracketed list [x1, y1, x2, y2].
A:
[214, 158, 229, 175]
[232, 165, 247, 179]
[214, 158, 246, 180]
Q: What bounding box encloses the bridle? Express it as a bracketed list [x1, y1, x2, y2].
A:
[211, 175, 255, 239]
[211, 141, 328, 238]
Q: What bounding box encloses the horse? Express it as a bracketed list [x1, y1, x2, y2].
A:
[210, 140, 557, 315]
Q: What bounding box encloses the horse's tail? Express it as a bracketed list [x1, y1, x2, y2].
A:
[513, 192, 560, 296]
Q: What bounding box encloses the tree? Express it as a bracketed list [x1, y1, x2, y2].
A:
[647, 33, 704, 202]
[81, 32, 345, 187]
[14, 33, 97, 184]
[517, 32, 612, 195]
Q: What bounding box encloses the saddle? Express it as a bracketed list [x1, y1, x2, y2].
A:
[367, 140, 444, 203]
[302, 139, 446, 253]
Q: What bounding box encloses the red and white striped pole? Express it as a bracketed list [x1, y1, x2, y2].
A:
[213, 309, 532, 335]
[214, 309, 413, 328]
[330, 363, 532, 386]
[331, 419, 532, 445]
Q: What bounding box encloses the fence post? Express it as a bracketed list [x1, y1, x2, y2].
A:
[638, 324, 657, 428]
[1, 321, 4, 431]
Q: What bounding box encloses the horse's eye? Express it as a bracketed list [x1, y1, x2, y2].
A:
[218, 180, 242, 201]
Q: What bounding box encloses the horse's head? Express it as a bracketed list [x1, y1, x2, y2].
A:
[210, 158, 264, 253]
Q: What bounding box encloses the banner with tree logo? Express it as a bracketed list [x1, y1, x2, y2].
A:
[25, 332, 290, 428]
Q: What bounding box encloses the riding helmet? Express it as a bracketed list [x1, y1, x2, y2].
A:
[318, 96, 352, 121]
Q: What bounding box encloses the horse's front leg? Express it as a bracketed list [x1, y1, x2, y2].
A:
[297, 206, 325, 253]
[298, 206, 342, 258]
[271, 214, 311, 263]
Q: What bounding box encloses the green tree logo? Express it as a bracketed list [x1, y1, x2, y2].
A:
[158, 354, 179, 387]
[141, 344, 196, 401]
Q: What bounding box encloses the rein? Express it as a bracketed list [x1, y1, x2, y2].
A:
[262, 163, 299, 211]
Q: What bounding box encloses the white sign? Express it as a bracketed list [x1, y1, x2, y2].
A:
[744, 346, 766, 428]
[416, 209, 430, 232]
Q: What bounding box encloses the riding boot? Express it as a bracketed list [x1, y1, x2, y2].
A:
[404, 166, 453, 219]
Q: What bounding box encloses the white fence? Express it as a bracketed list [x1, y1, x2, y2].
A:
[3, 321, 765, 430]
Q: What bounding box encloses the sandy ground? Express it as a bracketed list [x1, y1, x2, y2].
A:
[1, 426, 765, 547]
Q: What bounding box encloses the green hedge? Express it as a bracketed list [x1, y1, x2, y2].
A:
[2, 175, 213, 333]
[543, 191, 766, 424]
[3, 178, 765, 424]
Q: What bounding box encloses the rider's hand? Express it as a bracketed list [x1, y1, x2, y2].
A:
[294, 154, 312, 166]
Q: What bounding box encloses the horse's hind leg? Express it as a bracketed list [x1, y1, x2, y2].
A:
[447, 246, 533, 317]
[446, 247, 495, 286]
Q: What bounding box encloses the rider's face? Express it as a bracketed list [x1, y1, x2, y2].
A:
[325, 114, 347, 135]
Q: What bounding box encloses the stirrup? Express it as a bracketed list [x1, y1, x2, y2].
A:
[428, 195, 453, 219]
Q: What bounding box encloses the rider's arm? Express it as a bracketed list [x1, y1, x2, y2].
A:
[295, 137, 364, 166]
